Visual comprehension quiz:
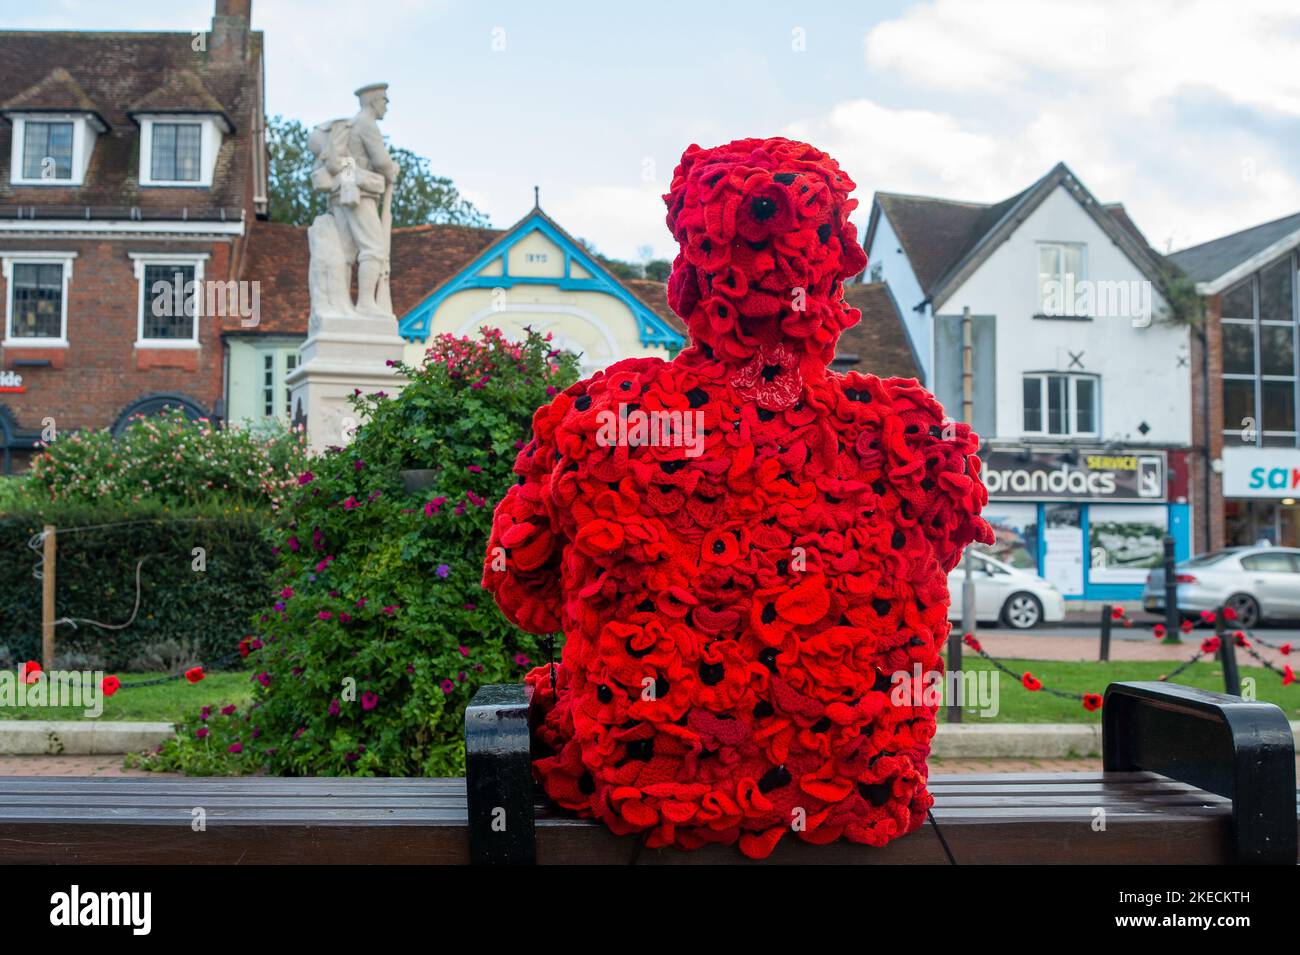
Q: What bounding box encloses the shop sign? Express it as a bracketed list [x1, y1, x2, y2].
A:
[1221, 446, 1300, 498]
[0, 370, 24, 394]
[983, 447, 1166, 502]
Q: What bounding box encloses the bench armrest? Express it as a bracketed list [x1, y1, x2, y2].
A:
[465, 683, 536, 865]
[1102, 681, 1297, 864]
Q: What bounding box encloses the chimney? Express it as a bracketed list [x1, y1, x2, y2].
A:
[211, 0, 251, 62]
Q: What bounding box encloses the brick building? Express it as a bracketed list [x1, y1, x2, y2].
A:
[0, 0, 265, 472]
[1170, 212, 1300, 550]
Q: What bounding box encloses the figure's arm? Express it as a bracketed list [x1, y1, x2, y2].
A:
[883, 378, 993, 572]
[482, 403, 566, 635]
[357, 120, 400, 182]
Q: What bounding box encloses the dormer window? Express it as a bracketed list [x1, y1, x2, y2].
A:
[6, 113, 102, 186]
[136, 115, 224, 187]
[1, 68, 106, 187]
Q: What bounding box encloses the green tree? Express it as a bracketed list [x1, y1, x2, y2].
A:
[266, 115, 489, 228]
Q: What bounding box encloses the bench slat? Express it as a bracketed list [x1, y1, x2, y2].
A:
[0, 769, 1294, 864]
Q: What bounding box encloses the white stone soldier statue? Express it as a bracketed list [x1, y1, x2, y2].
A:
[307, 83, 401, 318]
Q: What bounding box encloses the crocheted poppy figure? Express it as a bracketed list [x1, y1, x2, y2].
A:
[484, 137, 992, 858]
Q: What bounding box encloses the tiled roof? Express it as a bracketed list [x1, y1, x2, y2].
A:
[621, 278, 687, 337]
[873, 189, 1028, 296]
[836, 282, 922, 381]
[1168, 211, 1300, 283]
[0, 29, 262, 215]
[0, 67, 104, 125]
[128, 71, 231, 127]
[229, 220, 503, 336]
[869, 167, 1168, 305]
[233, 221, 694, 344]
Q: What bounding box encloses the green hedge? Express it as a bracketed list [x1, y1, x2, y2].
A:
[0, 501, 274, 670]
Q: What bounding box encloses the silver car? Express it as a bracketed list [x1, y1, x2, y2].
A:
[1142, 546, 1300, 627]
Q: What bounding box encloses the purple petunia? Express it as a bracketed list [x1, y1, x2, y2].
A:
[361, 692, 378, 711]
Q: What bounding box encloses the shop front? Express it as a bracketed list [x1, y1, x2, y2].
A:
[1221, 446, 1300, 547]
[979, 446, 1191, 602]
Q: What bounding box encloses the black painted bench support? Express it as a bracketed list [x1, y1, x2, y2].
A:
[1103, 681, 1297, 864]
[465, 683, 536, 864]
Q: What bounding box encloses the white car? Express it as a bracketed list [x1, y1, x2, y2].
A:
[947, 551, 1066, 629]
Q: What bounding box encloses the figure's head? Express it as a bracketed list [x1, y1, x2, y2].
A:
[355, 82, 390, 119]
[663, 137, 867, 367]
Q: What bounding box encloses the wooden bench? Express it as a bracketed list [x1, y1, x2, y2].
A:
[0, 682, 1295, 865]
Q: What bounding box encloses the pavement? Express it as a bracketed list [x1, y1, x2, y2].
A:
[974, 624, 1297, 663]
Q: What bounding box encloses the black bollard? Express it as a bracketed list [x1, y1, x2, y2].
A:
[1216, 604, 1242, 696]
[1099, 603, 1112, 662]
[1162, 536, 1180, 643]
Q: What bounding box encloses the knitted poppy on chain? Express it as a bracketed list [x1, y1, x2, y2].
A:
[484, 136, 992, 858]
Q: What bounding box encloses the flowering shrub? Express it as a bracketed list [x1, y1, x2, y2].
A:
[141, 327, 578, 776]
[29, 410, 307, 510]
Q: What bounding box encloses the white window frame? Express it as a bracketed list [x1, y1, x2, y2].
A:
[1022, 371, 1100, 438]
[1, 251, 76, 347]
[130, 252, 208, 349]
[250, 343, 302, 425]
[136, 114, 224, 188]
[1037, 241, 1089, 316]
[7, 113, 101, 187]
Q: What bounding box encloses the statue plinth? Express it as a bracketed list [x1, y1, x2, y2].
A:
[286, 310, 407, 454]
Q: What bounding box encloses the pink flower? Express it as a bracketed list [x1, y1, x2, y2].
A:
[458, 645, 470, 657]
[514, 653, 531, 667]
[298, 471, 314, 485]
[196, 727, 210, 739]
[318, 610, 333, 621]
[440, 679, 455, 694]
[467, 465, 482, 473]
[355, 597, 368, 608]
[342, 496, 360, 509]
[228, 742, 243, 754]
[328, 698, 340, 716]
[383, 605, 398, 615]
[361, 692, 378, 711]
[220, 704, 236, 716]
[281, 586, 294, 599]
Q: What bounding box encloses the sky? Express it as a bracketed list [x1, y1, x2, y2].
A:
[4, 0, 1299, 263]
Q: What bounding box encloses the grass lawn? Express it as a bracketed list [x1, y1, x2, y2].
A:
[0, 659, 1294, 727]
[0, 671, 252, 722]
[954, 656, 1300, 723]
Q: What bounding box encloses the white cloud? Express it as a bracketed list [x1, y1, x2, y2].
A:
[793, 0, 1300, 252]
[865, 0, 1300, 117]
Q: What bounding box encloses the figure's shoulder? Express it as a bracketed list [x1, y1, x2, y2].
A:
[830, 370, 945, 420]
[529, 357, 670, 433]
